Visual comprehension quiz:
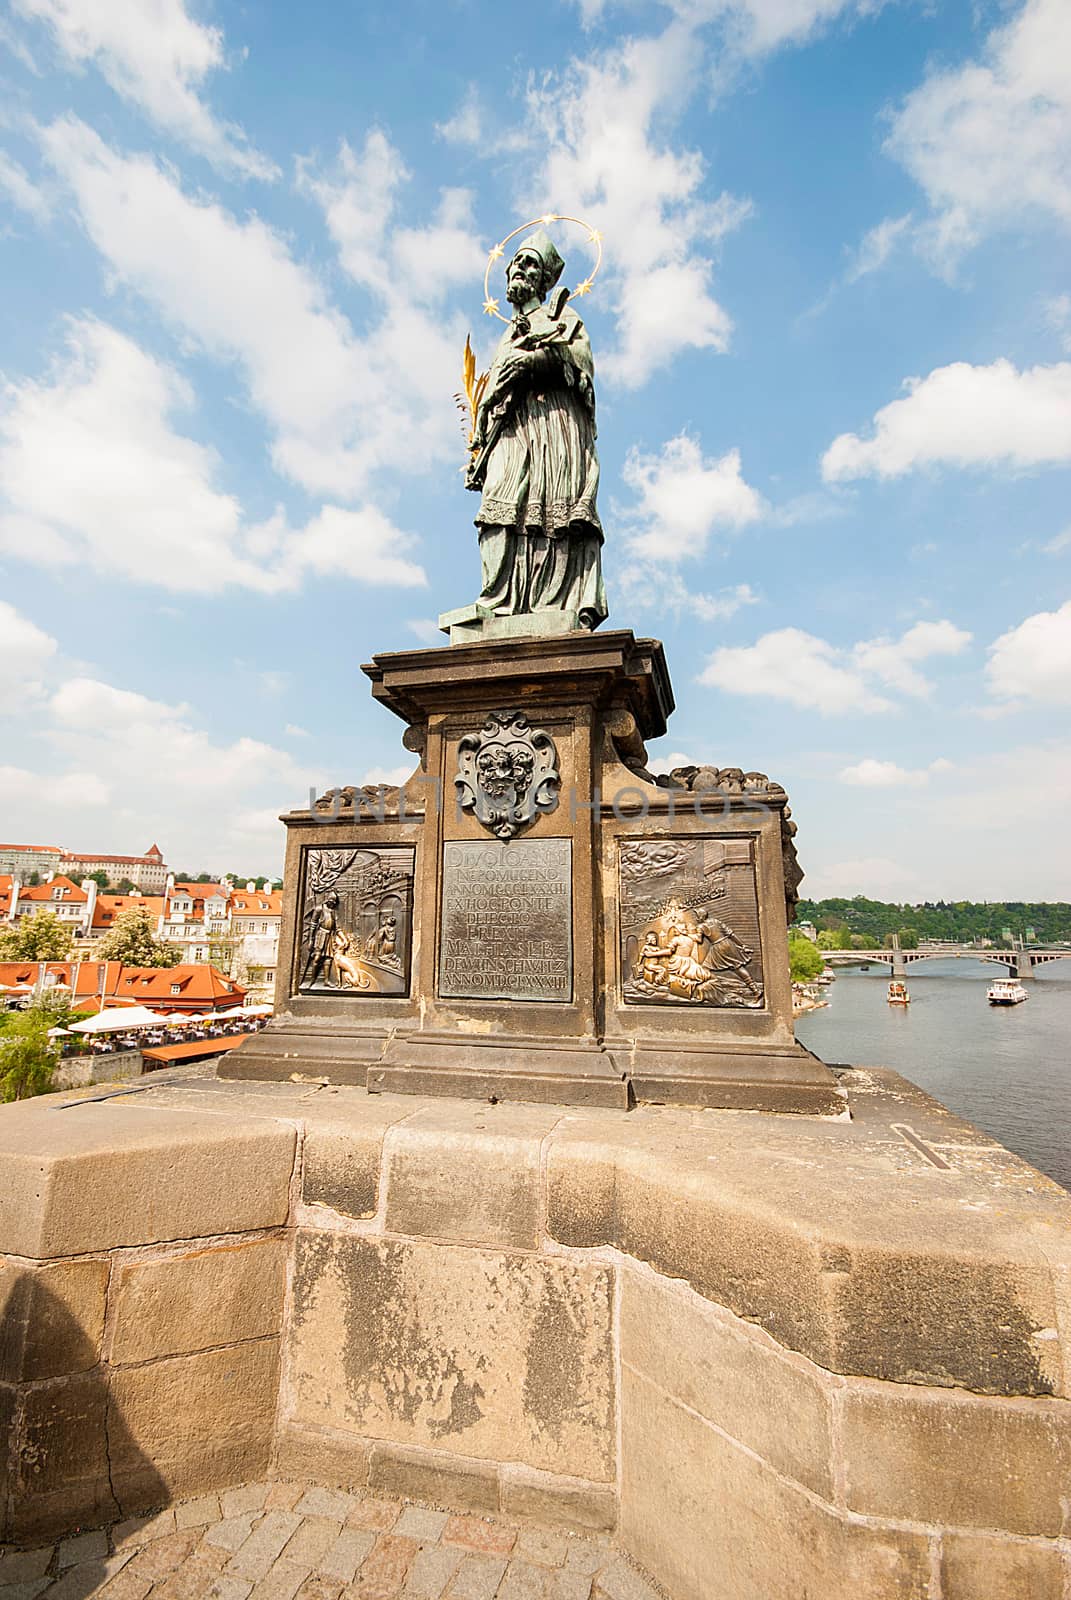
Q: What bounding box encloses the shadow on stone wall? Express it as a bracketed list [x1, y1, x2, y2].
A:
[1, 1270, 168, 1558]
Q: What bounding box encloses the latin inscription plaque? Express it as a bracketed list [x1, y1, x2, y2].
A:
[439, 838, 572, 1002]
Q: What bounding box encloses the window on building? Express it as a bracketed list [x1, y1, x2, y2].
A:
[170, 984, 181, 995]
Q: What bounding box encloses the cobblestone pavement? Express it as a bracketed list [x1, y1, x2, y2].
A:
[0, 1482, 667, 1600]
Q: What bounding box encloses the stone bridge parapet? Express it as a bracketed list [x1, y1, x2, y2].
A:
[2, 1069, 1070, 1598]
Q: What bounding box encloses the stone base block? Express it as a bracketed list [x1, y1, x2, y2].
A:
[438, 602, 586, 644]
[221, 1020, 390, 1085]
[369, 1031, 629, 1107]
[631, 1041, 846, 1114]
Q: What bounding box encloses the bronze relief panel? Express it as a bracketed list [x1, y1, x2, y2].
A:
[619, 838, 764, 1008]
[298, 845, 414, 996]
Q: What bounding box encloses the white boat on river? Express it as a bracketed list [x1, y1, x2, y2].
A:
[987, 978, 1028, 1005]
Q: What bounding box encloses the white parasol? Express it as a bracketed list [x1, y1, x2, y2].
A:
[70, 1006, 162, 1034]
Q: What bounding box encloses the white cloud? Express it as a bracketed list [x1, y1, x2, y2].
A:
[852, 619, 972, 698]
[525, 23, 751, 387]
[886, 0, 1071, 266]
[0, 764, 110, 808]
[13, 0, 275, 179]
[620, 434, 764, 560]
[0, 599, 57, 676]
[0, 318, 426, 593]
[436, 87, 483, 147]
[1043, 526, 1071, 554]
[298, 132, 484, 305]
[839, 757, 952, 788]
[42, 676, 317, 868]
[577, 0, 872, 56]
[845, 213, 912, 283]
[360, 765, 415, 789]
[42, 118, 469, 501]
[1045, 293, 1071, 352]
[986, 600, 1071, 705]
[614, 432, 764, 620]
[406, 618, 444, 646]
[701, 627, 893, 713]
[822, 359, 1071, 482]
[804, 855, 923, 899]
[699, 618, 970, 713]
[0, 149, 51, 221]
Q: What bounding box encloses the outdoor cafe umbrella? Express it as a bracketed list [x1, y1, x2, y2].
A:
[70, 1006, 162, 1034]
[240, 1004, 273, 1016]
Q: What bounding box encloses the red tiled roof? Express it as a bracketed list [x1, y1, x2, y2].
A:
[16, 877, 88, 903]
[0, 960, 242, 1011]
[0, 844, 62, 853]
[64, 851, 166, 868]
[229, 891, 283, 915]
[142, 1036, 250, 1065]
[90, 895, 166, 930]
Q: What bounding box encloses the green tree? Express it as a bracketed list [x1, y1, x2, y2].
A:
[96, 909, 182, 968]
[788, 936, 824, 983]
[114, 876, 135, 894]
[208, 934, 240, 977]
[0, 910, 74, 960]
[27, 870, 40, 886]
[81, 869, 109, 890]
[0, 1009, 58, 1101]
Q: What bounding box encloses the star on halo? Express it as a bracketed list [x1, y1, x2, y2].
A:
[489, 243, 504, 261]
[576, 278, 593, 296]
[483, 297, 500, 316]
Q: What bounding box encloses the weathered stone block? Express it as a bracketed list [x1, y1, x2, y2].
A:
[273, 1420, 373, 1490]
[499, 1467, 616, 1532]
[108, 1339, 280, 1508]
[369, 1442, 500, 1513]
[110, 1237, 287, 1363]
[0, 1382, 16, 1538]
[383, 1102, 563, 1250]
[545, 1108, 1065, 1396]
[839, 1384, 1071, 1537]
[939, 1533, 1066, 1600]
[0, 1258, 108, 1382]
[619, 1266, 836, 1499]
[620, 1366, 931, 1600]
[0, 1103, 295, 1258]
[9, 1372, 119, 1542]
[289, 1231, 615, 1481]
[301, 1101, 417, 1219]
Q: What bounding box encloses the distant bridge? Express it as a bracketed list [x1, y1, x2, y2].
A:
[821, 944, 1071, 980]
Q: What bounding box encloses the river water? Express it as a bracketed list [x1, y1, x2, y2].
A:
[795, 958, 1071, 1192]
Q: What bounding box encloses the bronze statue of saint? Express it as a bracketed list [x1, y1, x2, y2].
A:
[465, 229, 607, 630]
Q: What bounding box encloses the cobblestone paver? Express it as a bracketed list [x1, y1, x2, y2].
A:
[0, 1483, 666, 1600]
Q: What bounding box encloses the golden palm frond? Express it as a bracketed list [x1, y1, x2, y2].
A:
[456, 334, 490, 448]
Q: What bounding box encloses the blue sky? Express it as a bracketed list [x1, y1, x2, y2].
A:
[0, 0, 1068, 897]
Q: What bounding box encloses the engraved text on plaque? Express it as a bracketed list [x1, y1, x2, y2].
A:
[439, 838, 572, 1002]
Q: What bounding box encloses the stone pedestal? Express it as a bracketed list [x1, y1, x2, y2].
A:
[226, 629, 841, 1114]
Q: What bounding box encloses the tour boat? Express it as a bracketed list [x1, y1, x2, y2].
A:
[887, 980, 910, 1005]
[987, 978, 1028, 1005]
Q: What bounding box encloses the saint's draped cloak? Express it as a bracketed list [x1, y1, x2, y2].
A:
[470, 289, 607, 624]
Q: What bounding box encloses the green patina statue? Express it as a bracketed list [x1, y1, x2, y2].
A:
[446, 228, 607, 641]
